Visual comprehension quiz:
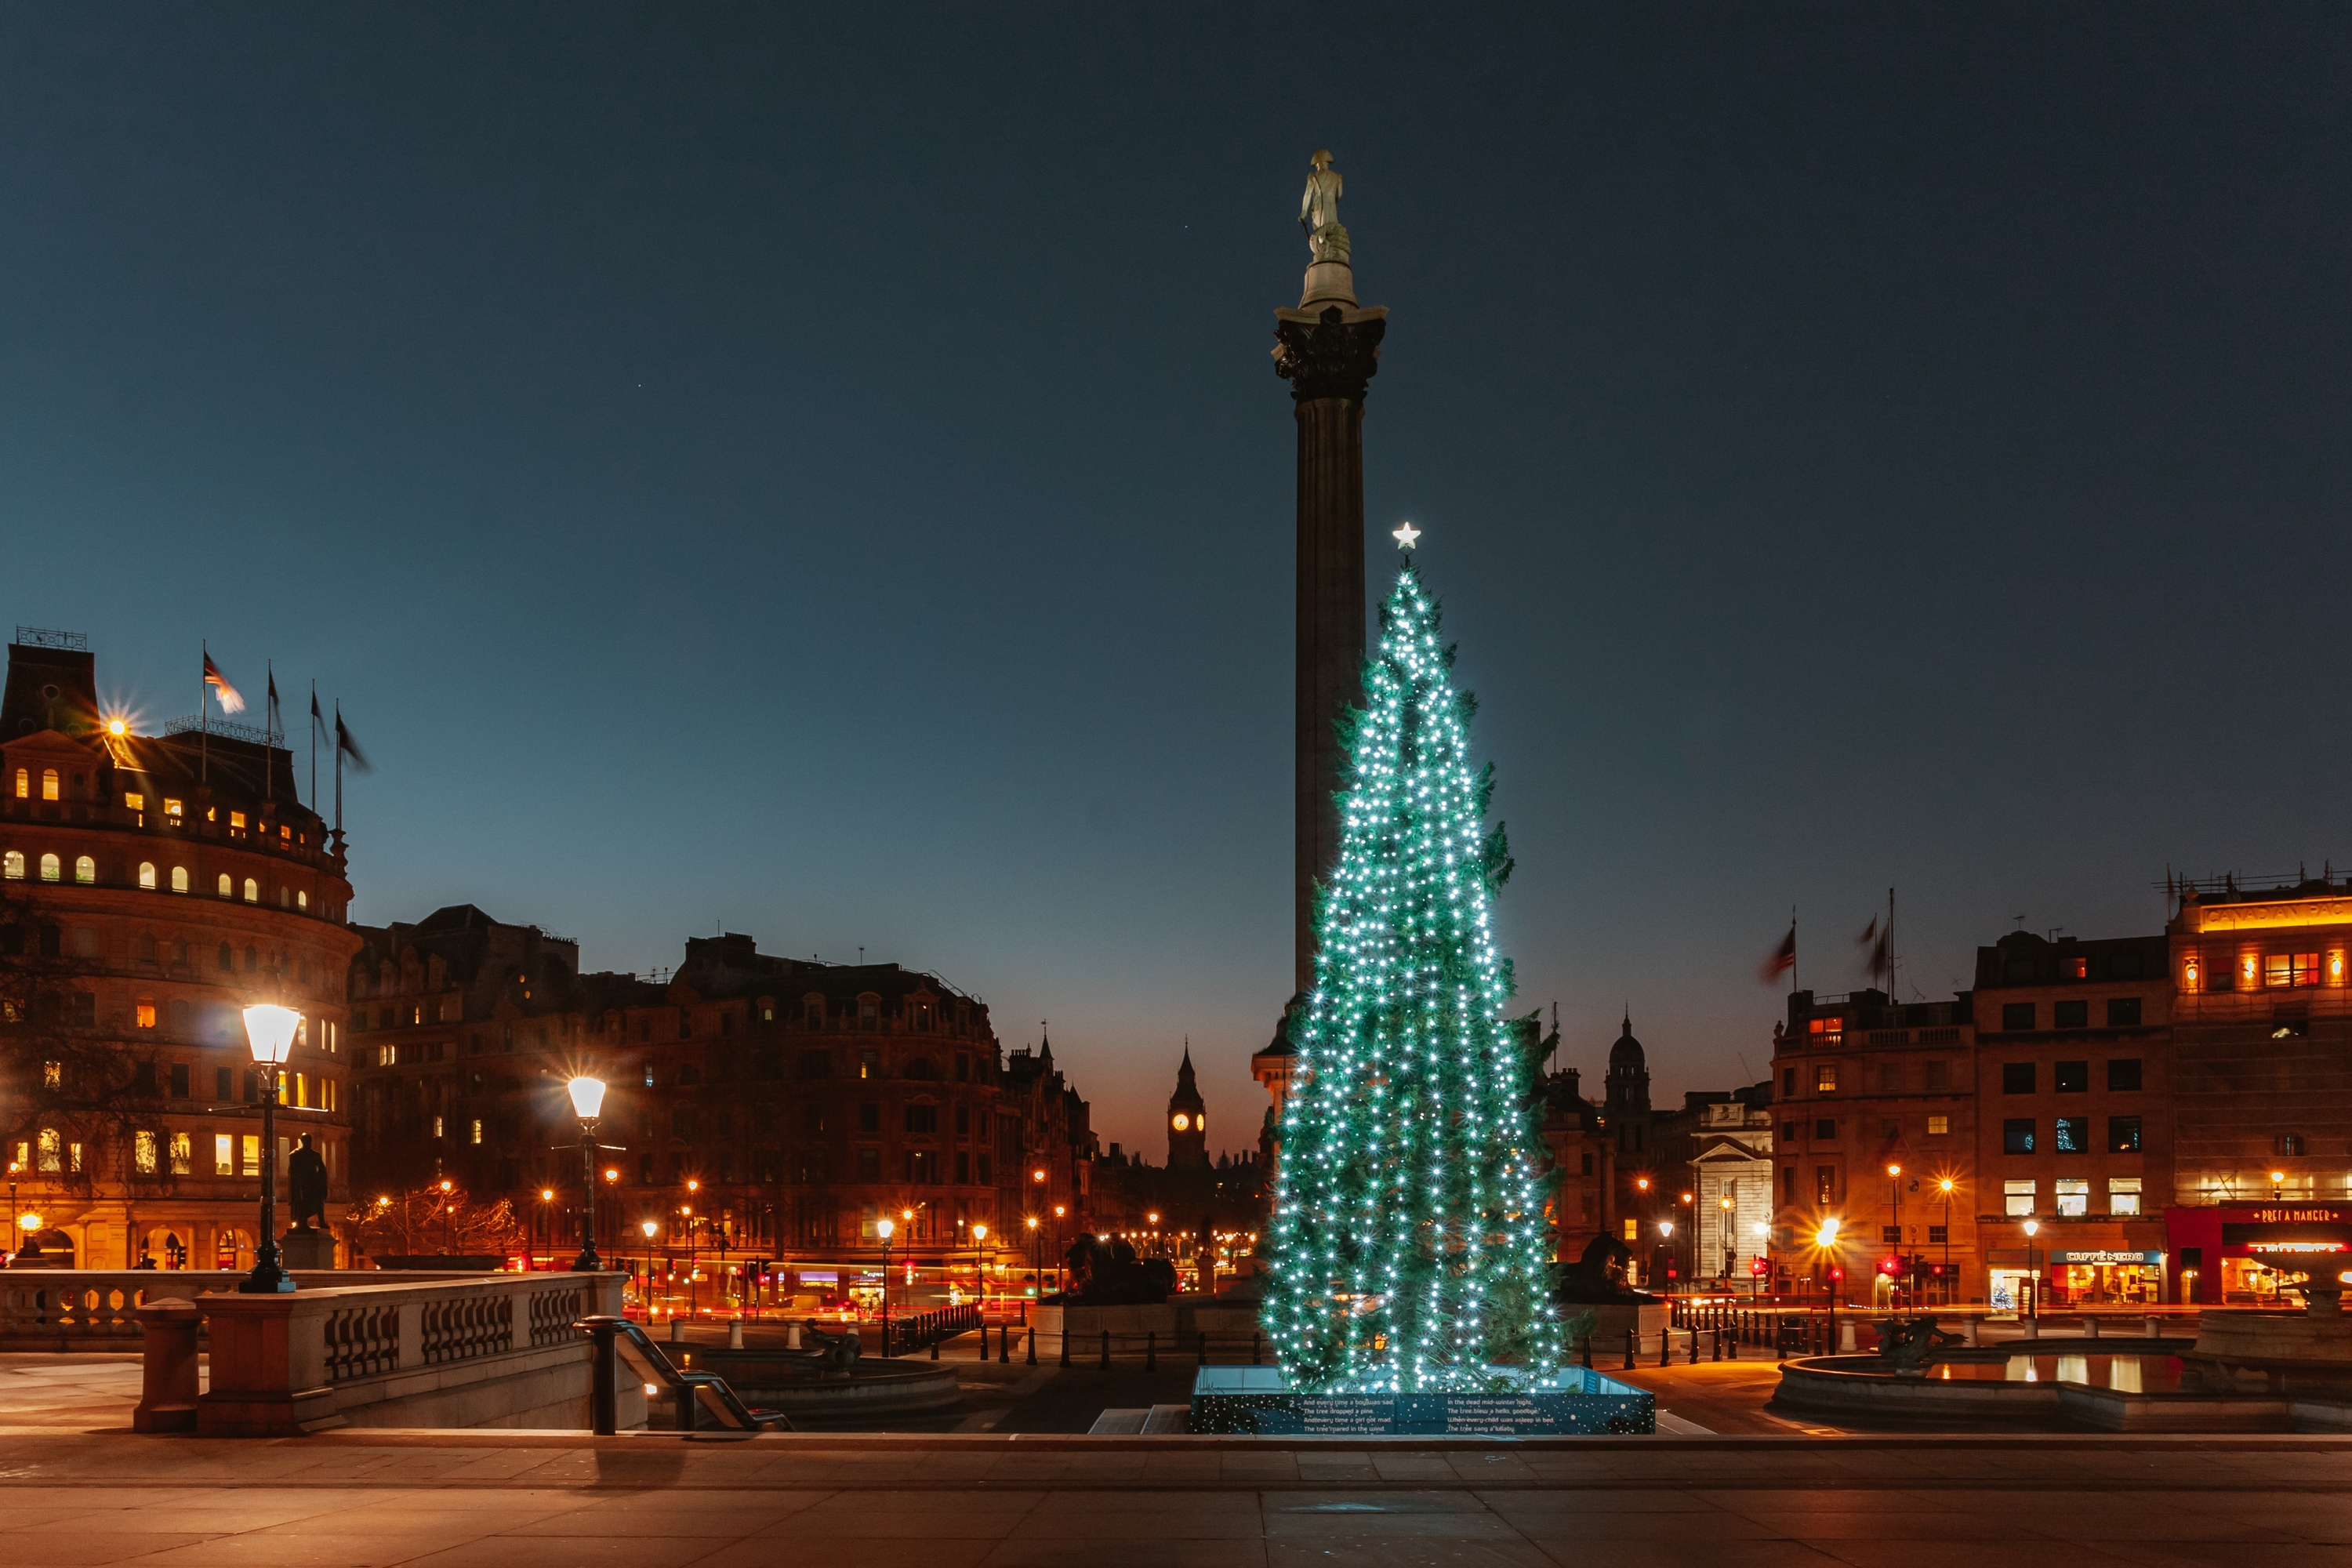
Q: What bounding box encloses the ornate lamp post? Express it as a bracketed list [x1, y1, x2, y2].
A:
[876, 1218, 895, 1356]
[1025, 1214, 1040, 1296]
[1052, 1203, 1067, 1293]
[2021, 1217, 2042, 1319]
[5, 1160, 18, 1261]
[1938, 1178, 1956, 1305]
[1816, 1215, 1843, 1344]
[437, 1178, 454, 1256]
[639, 1218, 659, 1316]
[565, 1076, 607, 1271]
[971, 1222, 988, 1309]
[238, 1003, 302, 1294]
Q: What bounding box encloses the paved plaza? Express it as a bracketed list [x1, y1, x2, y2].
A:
[0, 1425, 2347, 1567]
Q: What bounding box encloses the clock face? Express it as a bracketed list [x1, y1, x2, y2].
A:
[1171, 1112, 1190, 1132]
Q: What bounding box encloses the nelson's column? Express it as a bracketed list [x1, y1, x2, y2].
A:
[1273, 149, 1386, 998]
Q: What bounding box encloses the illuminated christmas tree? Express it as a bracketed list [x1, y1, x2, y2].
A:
[1264, 547, 1563, 1393]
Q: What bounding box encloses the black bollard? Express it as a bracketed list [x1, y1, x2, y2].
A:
[1580, 1333, 1595, 1370]
[930, 1332, 938, 1361]
[1000, 1324, 1011, 1364]
[1624, 1329, 1636, 1371]
[1146, 1330, 1157, 1372]
[1199, 1330, 1208, 1367]
[1100, 1328, 1110, 1371]
[1660, 1328, 1671, 1368]
[1712, 1328, 1723, 1363]
[1251, 1332, 1262, 1366]
[1059, 1323, 1071, 1368]
[1027, 1327, 1037, 1366]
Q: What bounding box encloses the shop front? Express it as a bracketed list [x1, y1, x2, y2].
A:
[2164, 1203, 2352, 1305]
[2047, 1248, 2163, 1306]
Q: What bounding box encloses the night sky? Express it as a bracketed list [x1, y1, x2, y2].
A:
[5, 7, 2349, 1158]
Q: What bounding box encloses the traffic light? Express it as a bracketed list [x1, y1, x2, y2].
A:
[1828, 1265, 1844, 1283]
[1878, 1255, 1900, 1277]
[1749, 1257, 1769, 1277]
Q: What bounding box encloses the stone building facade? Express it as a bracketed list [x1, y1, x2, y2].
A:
[347, 915, 1098, 1291]
[0, 631, 359, 1270]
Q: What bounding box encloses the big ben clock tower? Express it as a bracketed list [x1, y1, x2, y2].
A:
[1167, 1044, 1209, 1170]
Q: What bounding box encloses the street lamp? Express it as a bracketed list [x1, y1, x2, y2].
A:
[565, 1075, 607, 1271]
[237, 1004, 303, 1294]
[1025, 1214, 1040, 1296]
[2021, 1217, 2042, 1319]
[1885, 1163, 1904, 1308]
[971, 1222, 989, 1308]
[1938, 1178, 1956, 1304]
[640, 1218, 659, 1316]
[5, 1160, 18, 1262]
[1815, 1216, 1843, 1341]
[876, 1218, 895, 1356]
[437, 1178, 454, 1256]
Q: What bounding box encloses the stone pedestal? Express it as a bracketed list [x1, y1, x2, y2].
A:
[278, 1228, 336, 1271]
[132, 1298, 203, 1433]
[1274, 288, 1388, 993]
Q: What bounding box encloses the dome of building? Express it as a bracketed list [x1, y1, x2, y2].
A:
[1608, 1011, 1644, 1072]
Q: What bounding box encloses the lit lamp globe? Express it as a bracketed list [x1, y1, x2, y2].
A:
[1657, 1220, 1674, 1239]
[565, 1075, 608, 1272]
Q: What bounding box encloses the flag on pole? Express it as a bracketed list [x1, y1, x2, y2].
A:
[1758, 925, 1796, 985]
[266, 669, 281, 740]
[310, 690, 324, 738]
[203, 653, 245, 714]
[1858, 915, 1890, 985]
[336, 713, 372, 773]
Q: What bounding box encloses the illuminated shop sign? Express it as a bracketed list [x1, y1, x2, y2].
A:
[2053, 1250, 2161, 1265]
[2248, 1242, 2347, 1254]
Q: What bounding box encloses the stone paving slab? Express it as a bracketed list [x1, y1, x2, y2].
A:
[0, 1428, 2346, 1566]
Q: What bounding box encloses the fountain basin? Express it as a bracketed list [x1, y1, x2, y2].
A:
[1772, 1348, 2352, 1432]
[683, 1349, 964, 1418]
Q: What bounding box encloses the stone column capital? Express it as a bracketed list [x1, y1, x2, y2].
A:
[1273, 304, 1388, 405]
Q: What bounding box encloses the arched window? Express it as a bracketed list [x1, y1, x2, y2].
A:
[217, 942, 234, 972]
[216, 873, 231, 897]
[242, 878, 258, 904]
[170, 866, 188, 893]
[296, 890, 308, 910]
[138, 862, 156, 889]
[2, 850, 21, 880]
[39, 853, 60, 882]
[278, 886, 289, 908]
[40, 768, 59, 801]
[11, 768, 24, 798]
[74, 855, 95, 885]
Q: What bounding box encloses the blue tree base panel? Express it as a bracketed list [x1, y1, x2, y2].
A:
[1189, 1366, 1656, 1436]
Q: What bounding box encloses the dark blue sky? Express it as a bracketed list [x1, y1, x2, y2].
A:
[6, 6, 2349, 1157]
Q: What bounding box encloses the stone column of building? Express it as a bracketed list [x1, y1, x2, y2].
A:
[1273, 153, 1387, 996]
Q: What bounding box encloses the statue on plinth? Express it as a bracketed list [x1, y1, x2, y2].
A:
[1298, 149, 1349, 263]
[286, 1133, 328, 1230]
[1046, 1232, 1176, 1305]
[1875, 1314, 1965, 1376]
[1556, 1233, 1657, 1305]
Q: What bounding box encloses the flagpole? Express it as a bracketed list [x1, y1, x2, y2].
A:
[200, 641, 209, 786]
[265, 659, 274, 801]
[334, 700, 343, 838]
[310, 681, 318, 812]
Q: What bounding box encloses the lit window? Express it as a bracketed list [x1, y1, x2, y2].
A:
[10, 768, 23, 798]
[2003, 1178, 2034, 1217]
[215, 1134, 234, 1175]
[1814, 1064, 1837, 1093]
[297, 890, 307, 910]
[2068, 956, 2087, 979]
[73, 855, 94, 884]
[165, 797, 183, 821]
[241, 1134, 259, 1176]
[2293, 953, 2323, 987]
[38, 1127, 62, 1171]
[1623, 1218, 1639, 1243]
[1926, 1114, 1949, 1136]
[217, 873, 231, 897]
[134, 1131, 159, 1174]
[2054, 1115, 2089, 1152]
[2, 851, 20, 880]
[2267, 953, 2293, 988]
[470, 1119, 484, 1145]
[242, 878, 258, 903]
[38, 852, 60, 882]
[2183, 957, 2201, 990]
[171, 866, 187, 892]
[169, 1131, 191, 1175]
[2243, 954, 2259, 985]
[136, 1002, 156, 1029]
[2054, 1178, 2089, 1217]
[137, 861, 155, 889]
[43, 1061, 62, 1088]
[125, 791, 144, 811]
[229, 811, 246, 831]
[2109, 1177, 2143, 1216]
[41, 768, 58, 801]
[433, 1115, 445, 1139]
